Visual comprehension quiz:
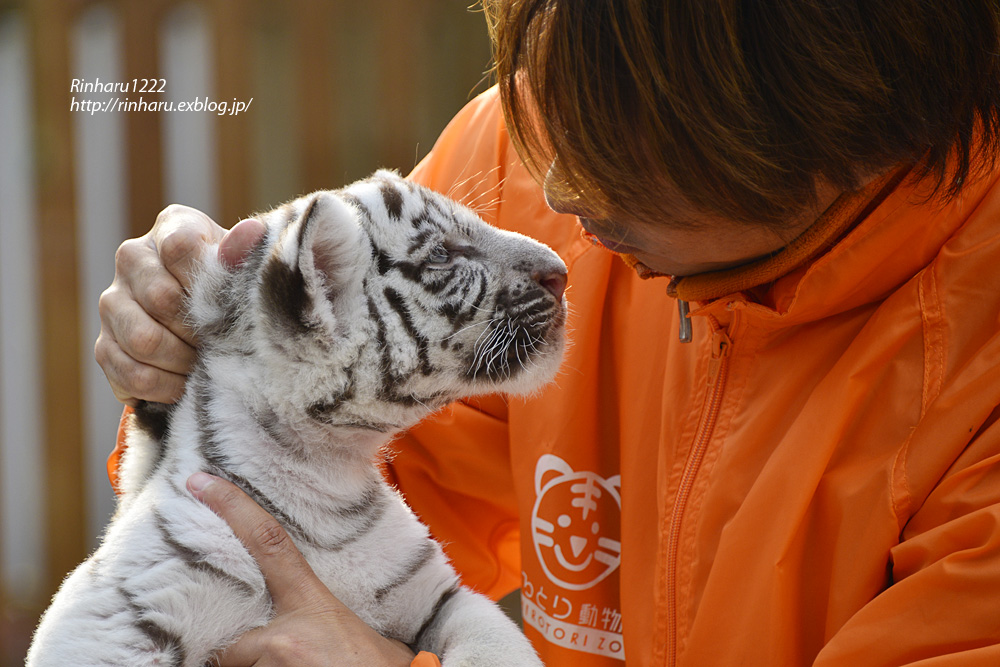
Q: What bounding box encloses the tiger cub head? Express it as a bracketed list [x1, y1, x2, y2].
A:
[188, 170, 567, 441]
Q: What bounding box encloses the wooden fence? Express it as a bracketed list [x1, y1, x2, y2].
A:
[0, 0, 492, 661]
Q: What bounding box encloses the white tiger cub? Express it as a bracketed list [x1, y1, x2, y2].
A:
[27, 170, 566, 666]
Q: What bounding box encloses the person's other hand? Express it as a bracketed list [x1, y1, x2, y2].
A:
[95, 208, 265, 405]
[187, 472, 416, 667]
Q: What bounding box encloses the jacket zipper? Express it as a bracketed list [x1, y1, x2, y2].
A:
[666, 317, 732, 666]
[678, 300, 693, 343]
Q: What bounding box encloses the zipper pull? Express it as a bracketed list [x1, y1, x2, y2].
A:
[677, 300, 692, 343]
[708, 329, 731, 381]
[667, 279, 693, 344]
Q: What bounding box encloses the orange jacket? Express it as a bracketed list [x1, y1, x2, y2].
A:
[111, 87, 1000, 666]
[387, 88, 1000, 665]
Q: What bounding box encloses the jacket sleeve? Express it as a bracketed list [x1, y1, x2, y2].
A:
[411, 651, 442, 666]
[814, 408, 1000, 665]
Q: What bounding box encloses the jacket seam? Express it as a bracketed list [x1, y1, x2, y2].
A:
[892, 265, 947, 531]
[918, 265, 947, 416]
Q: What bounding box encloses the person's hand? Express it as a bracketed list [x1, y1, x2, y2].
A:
[187, 472, 416, 667]
[95, 207, 265, 406]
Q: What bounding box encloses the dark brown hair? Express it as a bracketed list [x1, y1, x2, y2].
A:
[483, 0, 1000, 227]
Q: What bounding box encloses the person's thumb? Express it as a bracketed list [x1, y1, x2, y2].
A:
[152, 205, 225, 290]
[220, 218, 267, 268]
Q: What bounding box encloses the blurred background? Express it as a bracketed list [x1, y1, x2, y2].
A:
[0, 0, 492, 661]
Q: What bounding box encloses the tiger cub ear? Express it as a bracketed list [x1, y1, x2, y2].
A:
[262, 192, 366, 334]
[293, 192, 366, 305]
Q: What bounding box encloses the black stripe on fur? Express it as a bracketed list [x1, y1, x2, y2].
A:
[373, 246, 423, 284]
[326, 489, 388, 552]
[119, 587, 187, 667]
[131, 401, 174, 480]
[153, 510, 257, 599]
[136, 619, 185, 667]
[335, 483, 382, 518]
[373, 540, 437, 604]
[258, 195, 326, 337]
[132, 400, 173, 445]
[422, 266, 459, 296]
[340, 193, 370, 221]
[375, 248, 393, 275]
[439, 273, 487, 332]
[190, 372, 316, 547]
[383, 286, 433, 376]
[406, 227, 435, 255]
[307, 382, 356, 424]
[260, 254, 313, 336]
[367, 293, 393, 377]
[379, 179, 404, 219]
[410, 585, 460, 652]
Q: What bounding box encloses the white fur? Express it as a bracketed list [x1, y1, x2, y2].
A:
[27, 171, 564, 666]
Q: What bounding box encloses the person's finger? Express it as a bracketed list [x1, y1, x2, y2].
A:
[152, 205, 226, 291]
[211, 625, 275, 667]
[213, 627, 417, 667]
[187, 473, 336, 613]
[112, 236, 197, 347]
[94, 330, 189, 405]
[99, 290, 196, 374]
[130, 271, 194, 345]
[220, 218, 267, 268]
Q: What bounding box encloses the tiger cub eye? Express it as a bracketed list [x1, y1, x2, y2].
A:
[427, 243, 450, 264]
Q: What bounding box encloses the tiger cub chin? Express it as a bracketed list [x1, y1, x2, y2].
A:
[27, 170, 565, 667]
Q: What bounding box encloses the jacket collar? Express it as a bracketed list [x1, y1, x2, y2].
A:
[666, 167, 909, 302]
[595, 161, 999, 328]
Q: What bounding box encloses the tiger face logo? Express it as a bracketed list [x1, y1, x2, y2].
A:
[531, 454, 622, 591]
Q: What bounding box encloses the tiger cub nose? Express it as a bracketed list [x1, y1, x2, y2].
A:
[535, 270, 567, 303]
